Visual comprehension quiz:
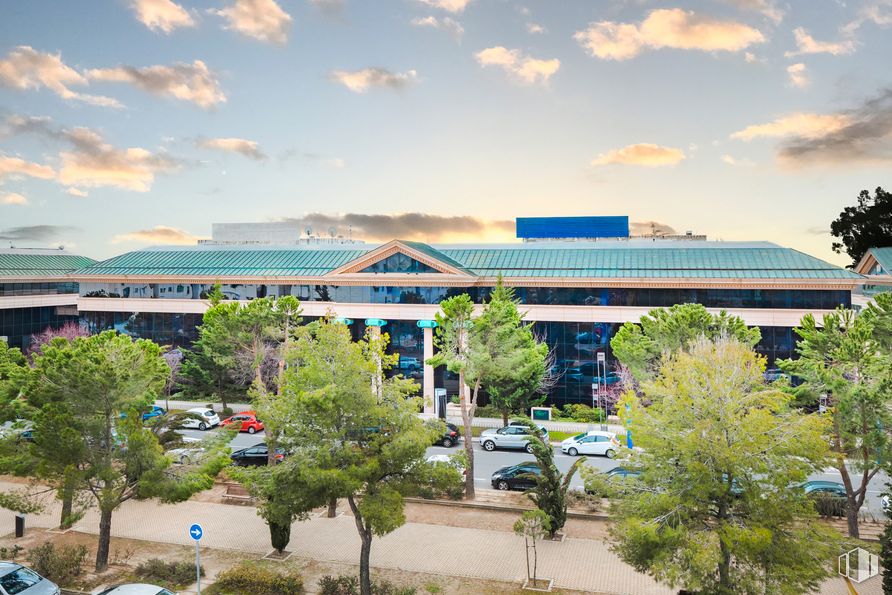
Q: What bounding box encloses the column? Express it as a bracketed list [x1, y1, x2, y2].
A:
[423, 326, 434, 413]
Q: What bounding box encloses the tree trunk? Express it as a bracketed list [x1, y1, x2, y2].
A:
[717, 501, 731, 592]
[327, 497, 337, 518]
[59, 485, 74, 530]
[348, 496, 374, 595]
[95, 507, 113, 572]
[459, 370, 475, 499]
[846, 494, 860, 538]
[502, 410, 509, 426]
[267, 428, 279, 466]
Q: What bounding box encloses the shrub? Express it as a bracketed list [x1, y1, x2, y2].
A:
[214, 562, 304, 595]
[449, 395, 459, 405]
[26, 542, 88, 586]
[556, 404, 605, 424]
[812, 494, 847, 518]
[472, 405, 500, 419]
[135, 558, 202, 587]
[220, 406, 234, 417]
[318, 575, 416, 595]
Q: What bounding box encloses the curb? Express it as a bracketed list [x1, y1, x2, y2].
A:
[404, 496, 610, 521]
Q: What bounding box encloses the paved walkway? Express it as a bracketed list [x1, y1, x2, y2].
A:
[0, 480, 882, 594]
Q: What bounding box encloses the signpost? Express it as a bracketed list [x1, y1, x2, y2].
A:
[189, 523, 203, 594]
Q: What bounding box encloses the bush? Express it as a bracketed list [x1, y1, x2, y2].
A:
[556, 404, 605, 424]
[812, 494, 847, 518]
[135, 558, 202, 587]
[472, 405, 500, 419]
[318, 575, 416, 595]
[220, 406, 234, 417]
[26, 542, 88, 586]
[449, 395, 459, 405]
[214, 562, 304, 595]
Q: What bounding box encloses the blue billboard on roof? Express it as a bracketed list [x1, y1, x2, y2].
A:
[515, 216, 630, 239]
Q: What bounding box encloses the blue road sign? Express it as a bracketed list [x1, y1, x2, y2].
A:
[189, 523, 203, 541]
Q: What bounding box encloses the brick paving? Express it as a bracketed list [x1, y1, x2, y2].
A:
[0, 479, 885, 594]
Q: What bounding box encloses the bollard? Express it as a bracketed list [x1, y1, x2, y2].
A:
[15, 514, 24, 538]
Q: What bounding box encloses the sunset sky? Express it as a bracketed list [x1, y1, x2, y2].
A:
[1, 0, 890, 263]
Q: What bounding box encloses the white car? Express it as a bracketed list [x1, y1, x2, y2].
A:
[95, 585, 175, 595]
[0, 562, 59, 595]
[561, 431, 620, 458]
[179, 408, 220, 431]
[480, 424, 549, 453]
[426, 454, 466, 481]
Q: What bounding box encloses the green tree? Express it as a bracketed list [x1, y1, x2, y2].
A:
[514, 509, 550, 589]
[610, 303, 761, 383]
[27, 332, 228, 571]
[881, 520, 892, 594]
[429, 293, 478, 498]
[282, 319, 453, 595]
[830, 186, 892, 267]
[0, 340, 27, 420]
[471, 280, 549, 426]
[780, 299, 892, 538]
[610, 337, 839, 595]
[521, 422, 583, 538]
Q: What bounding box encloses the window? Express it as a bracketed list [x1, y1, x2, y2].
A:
[360, 253, 439, 274]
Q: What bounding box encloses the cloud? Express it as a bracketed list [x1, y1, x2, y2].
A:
[0, 155, 56, 184]
[0, 46, 121, 107]
[785, 27, 856, 57]
[66, 187, 88, 197]
[843, 1, 892, 35]
[87, 60, 225, 109]
[112, 225, 199, 245]
[475, 47, 560, 84]
[730, 113, 852, 140]
[720, 154, 755, 166]
[744, 51, 757, 62]
[591, 143, 686, 167]
[777, 89, 892, 166]
[283, 213, 515, 242]
[196, 137, 266, 160]
[786, 63, 809, 88]
[330, 68, 417, 93]
[415, 0, 472, 13]
[574, 9, 765, 61]
[722, 0, 784, 24]
[629, 220, 678, 236]
[411, 16, 464, 39]
[526, 23, 545, 34]
[211, 0, 292, 44]
[1, 192, 28, 206]
[805, 226, 830, 235]
[309, 0, 344, 17]
[130, 0, 196, 33]
[278, 149, 346, 168]
[0, 225, 78, 241]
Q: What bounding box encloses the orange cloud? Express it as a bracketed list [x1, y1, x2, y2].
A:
[591, 143, 686, 167]
[574, 9, 765, 60]
[730, 113, 851, 140]
[475, 46, 560, 84]
[211, 0, 292, 44]
[112, 225, 200, 245]
[87, 60, 225, 109]
[131, 0, 196, 33]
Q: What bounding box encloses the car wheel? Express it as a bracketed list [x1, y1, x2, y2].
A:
[568, 447, 578, 457]
[442, 437, 453, 447]
[198, 422, 207, 431]
[497, 480, 510, 491]
[483, 440, 496, 452]
[605, 449, 616, 459]
[525, 443, 534, 454]
[248, 427, 256, 434]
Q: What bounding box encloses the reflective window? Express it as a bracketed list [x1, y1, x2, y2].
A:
[360, 253, 438, 274]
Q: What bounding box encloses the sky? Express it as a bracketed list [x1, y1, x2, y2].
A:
[0, 0, 890, 264]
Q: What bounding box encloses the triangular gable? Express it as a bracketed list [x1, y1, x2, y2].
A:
[326, 240, 474, 277]
[855, 248, 892, 277]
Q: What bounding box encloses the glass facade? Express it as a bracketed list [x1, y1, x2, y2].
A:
[0, 307, 79, 349]
[0, 282, 78, 296]
[79, 282, 851, 310]
[79, 311, 204, 347]
[360, 253, 438, 274]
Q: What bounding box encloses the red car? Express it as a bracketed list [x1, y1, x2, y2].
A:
[221, 411, 265, 434]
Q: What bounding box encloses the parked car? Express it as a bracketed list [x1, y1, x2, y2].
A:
[180, 408, 220, 431]
[491, 463, 541, 491]
[436, 423, 461, 447]
[230, 442, 285, 466]
[481, 425, 548, 453]
[797, 480, 847, 497]
[507, 421, 550, 442]
[398, 356, 422, 371]
[168, 445, 205, 465]
[220, 411, 264, 434]
[0, 562, 60, 595]
[586, 466, 642, 496]
[96, 585, 175, 595]
[561, 431, 621, 458]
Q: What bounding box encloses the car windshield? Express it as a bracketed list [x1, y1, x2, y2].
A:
[0, 567, 43, 594]
[572, 433, 587, 440]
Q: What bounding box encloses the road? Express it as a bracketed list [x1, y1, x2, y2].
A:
[180, 426, 891, 516]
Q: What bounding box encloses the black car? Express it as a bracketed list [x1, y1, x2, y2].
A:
[230, 443, 285, 466]
[438, 423, 461, 447]
[491, 463, 541, 491]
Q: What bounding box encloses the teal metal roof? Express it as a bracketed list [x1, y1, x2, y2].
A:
[79, 248, 366, 277]
[0, 253, 96, 278]
[867, 247, 892, 274]
[73, 242, 863, 281]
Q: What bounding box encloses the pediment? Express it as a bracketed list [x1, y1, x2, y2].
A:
[326, 240, 474, 278]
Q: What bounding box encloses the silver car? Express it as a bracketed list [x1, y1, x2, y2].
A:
[0, 562, 59, 595]
[480, 425, 548, 453]
[96, 585, 175, 595]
